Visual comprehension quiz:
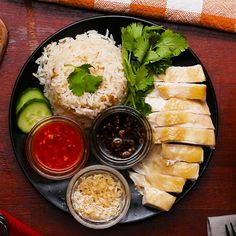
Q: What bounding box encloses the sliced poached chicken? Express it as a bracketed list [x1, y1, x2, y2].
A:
[148, 111, 214, 129]
[143, 185, 176, 211]
[133, 145, 200, 180]
[161, 143, 204, 163]
[128, 171, 176, 211]
[154, 65, 206, 83]
[129, 171, 186, 193]
[145, 97, 210, 115]
[152, 126, 215, 147]
[156, 82, 207, 101]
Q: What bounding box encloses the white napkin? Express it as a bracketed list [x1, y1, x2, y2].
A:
[207, 214, 236, 236]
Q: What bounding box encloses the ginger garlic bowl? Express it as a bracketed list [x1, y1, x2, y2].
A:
[66, 165, 131, 229]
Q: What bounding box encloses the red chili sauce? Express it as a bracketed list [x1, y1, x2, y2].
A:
[31, 121, 85, 172]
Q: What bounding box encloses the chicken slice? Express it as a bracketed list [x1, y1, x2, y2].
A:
[143, 185, 176, 211]
[148, 111, 214, 129]
[154, 157, 200, 180]
[129, 171, 177, 211]
[152, 126, 215, 147]
[145, 97, 210, 115]
[156, 82, 207, 101]
[161, 143, 204, 163]
[154, 65, 206, 83]
[133, 145, 199, 180]
[129, 170, 186, 193]
[145, 172, 186, 193]
[128, 171, 146, 193]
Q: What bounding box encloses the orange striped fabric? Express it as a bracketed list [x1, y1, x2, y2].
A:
[39, 0, 236, 33]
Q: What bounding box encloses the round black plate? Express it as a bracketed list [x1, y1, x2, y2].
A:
[9, 15, 218, 223]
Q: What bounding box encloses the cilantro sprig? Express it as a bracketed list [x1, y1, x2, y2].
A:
[121, 23, 188, 115]
[66, 64, 103, 96]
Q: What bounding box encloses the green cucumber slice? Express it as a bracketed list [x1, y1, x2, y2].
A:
[17, 99, 52, 133]
[16, 88, 49, 114]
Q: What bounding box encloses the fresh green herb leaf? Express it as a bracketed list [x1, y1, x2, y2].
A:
[77, 63, 92, 72]
[121, 28, 134, 52]
[134, 97, 152, 116]
[121, 23, 188, 115]
[155, 29, 188, 58]
[67, 70, 87, 96]
[135, 65, 154, 91]
[143, 49, 160, 64]
[148, 58, 172, 75]
[134, 36, 150, 63]
[66, 64, 103, 96]
[148, 32, 161, 47]
[84, 74, 103, 93]
[127, 22, 144, 39]
[143, 25, 164, 32]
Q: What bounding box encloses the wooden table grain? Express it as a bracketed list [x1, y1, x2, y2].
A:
[0, 1, 236, 235]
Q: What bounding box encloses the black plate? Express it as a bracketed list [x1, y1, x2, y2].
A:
[9, 15, 218, 223]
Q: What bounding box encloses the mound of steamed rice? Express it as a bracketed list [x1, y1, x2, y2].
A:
[34, 31, 127, 127]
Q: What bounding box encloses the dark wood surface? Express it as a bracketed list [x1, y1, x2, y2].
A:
[0, 1, 236, 235]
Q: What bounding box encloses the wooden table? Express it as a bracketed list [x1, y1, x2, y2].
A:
[0, 1, 235, 235]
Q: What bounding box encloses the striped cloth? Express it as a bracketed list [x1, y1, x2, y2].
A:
[39, 0, 236, 33]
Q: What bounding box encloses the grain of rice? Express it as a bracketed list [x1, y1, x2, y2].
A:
[34, 31, 127, 127]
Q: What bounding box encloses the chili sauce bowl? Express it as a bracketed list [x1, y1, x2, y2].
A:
[66, 165, 131, 229]
[90, 105, 153, 169]
[25, 116, 88, 180]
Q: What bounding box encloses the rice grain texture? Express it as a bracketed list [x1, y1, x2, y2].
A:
[34, 31, 127, 127]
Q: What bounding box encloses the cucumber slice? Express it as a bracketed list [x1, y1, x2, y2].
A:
[16, 88, 49, 114]
[17, 99, 52, 133]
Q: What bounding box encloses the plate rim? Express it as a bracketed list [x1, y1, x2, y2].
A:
[8, 14, 219, 223]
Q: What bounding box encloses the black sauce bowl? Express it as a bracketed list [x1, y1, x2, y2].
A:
[90, 105, 153, 169]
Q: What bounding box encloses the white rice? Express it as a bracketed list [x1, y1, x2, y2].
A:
[34, 31, 127, 127]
